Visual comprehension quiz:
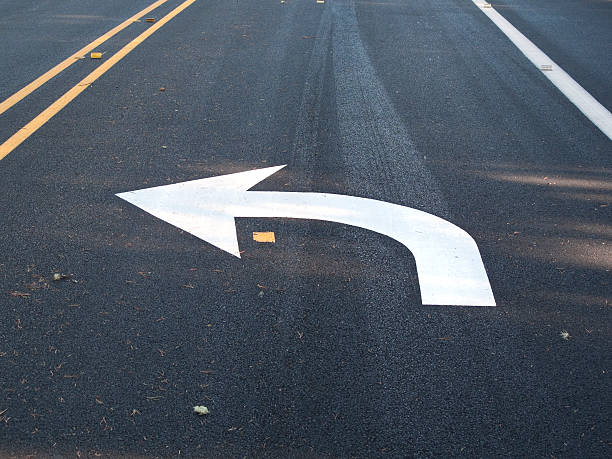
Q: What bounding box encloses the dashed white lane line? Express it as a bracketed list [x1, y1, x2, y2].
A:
[473, 1, 612, 140]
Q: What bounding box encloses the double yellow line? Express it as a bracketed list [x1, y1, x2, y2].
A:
[0, 0, 196, 161]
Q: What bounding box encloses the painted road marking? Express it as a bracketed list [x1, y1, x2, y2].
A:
[0, 0, 197, 161]
[0, 0, 168, 116]
[473, 1, 612, 140]
[253, 232, 276, 243]
[117, 165, 496, 307]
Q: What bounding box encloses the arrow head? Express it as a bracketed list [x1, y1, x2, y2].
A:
[116, 165, 286, 257]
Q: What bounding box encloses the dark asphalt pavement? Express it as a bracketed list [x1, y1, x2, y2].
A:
[0, 0, 610, 457]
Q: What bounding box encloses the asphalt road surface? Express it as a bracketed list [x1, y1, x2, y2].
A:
[1, 0, 610, 457]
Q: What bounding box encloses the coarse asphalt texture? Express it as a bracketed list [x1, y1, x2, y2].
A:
[0, 0, 610, 457]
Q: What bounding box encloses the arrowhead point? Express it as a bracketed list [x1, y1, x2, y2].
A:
[188, 164, 287, 192]
[116, 165, 286, 256]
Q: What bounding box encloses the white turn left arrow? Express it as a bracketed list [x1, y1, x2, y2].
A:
[116, 165, 496, 306]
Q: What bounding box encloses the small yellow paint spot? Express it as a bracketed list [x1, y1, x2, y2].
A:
[90, 52, 102, 59]
[253, 232, 276, 243]
[145, 17, 156, 22]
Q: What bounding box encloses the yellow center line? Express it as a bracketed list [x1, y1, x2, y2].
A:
[0, 0, 168, 116]
[0, 0, 197, 161]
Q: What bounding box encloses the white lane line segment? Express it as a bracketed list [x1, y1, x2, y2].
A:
[473, 1, 612, 140]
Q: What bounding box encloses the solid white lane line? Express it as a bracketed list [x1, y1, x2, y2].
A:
[473, 1, 612, 140]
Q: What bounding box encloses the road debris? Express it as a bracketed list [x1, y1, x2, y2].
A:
[193, 405, 209, 415]
[560, 330, 570, 340]
[52, 273, 71, 281]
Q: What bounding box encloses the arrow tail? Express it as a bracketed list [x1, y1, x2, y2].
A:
[238, 191, 496, 306]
